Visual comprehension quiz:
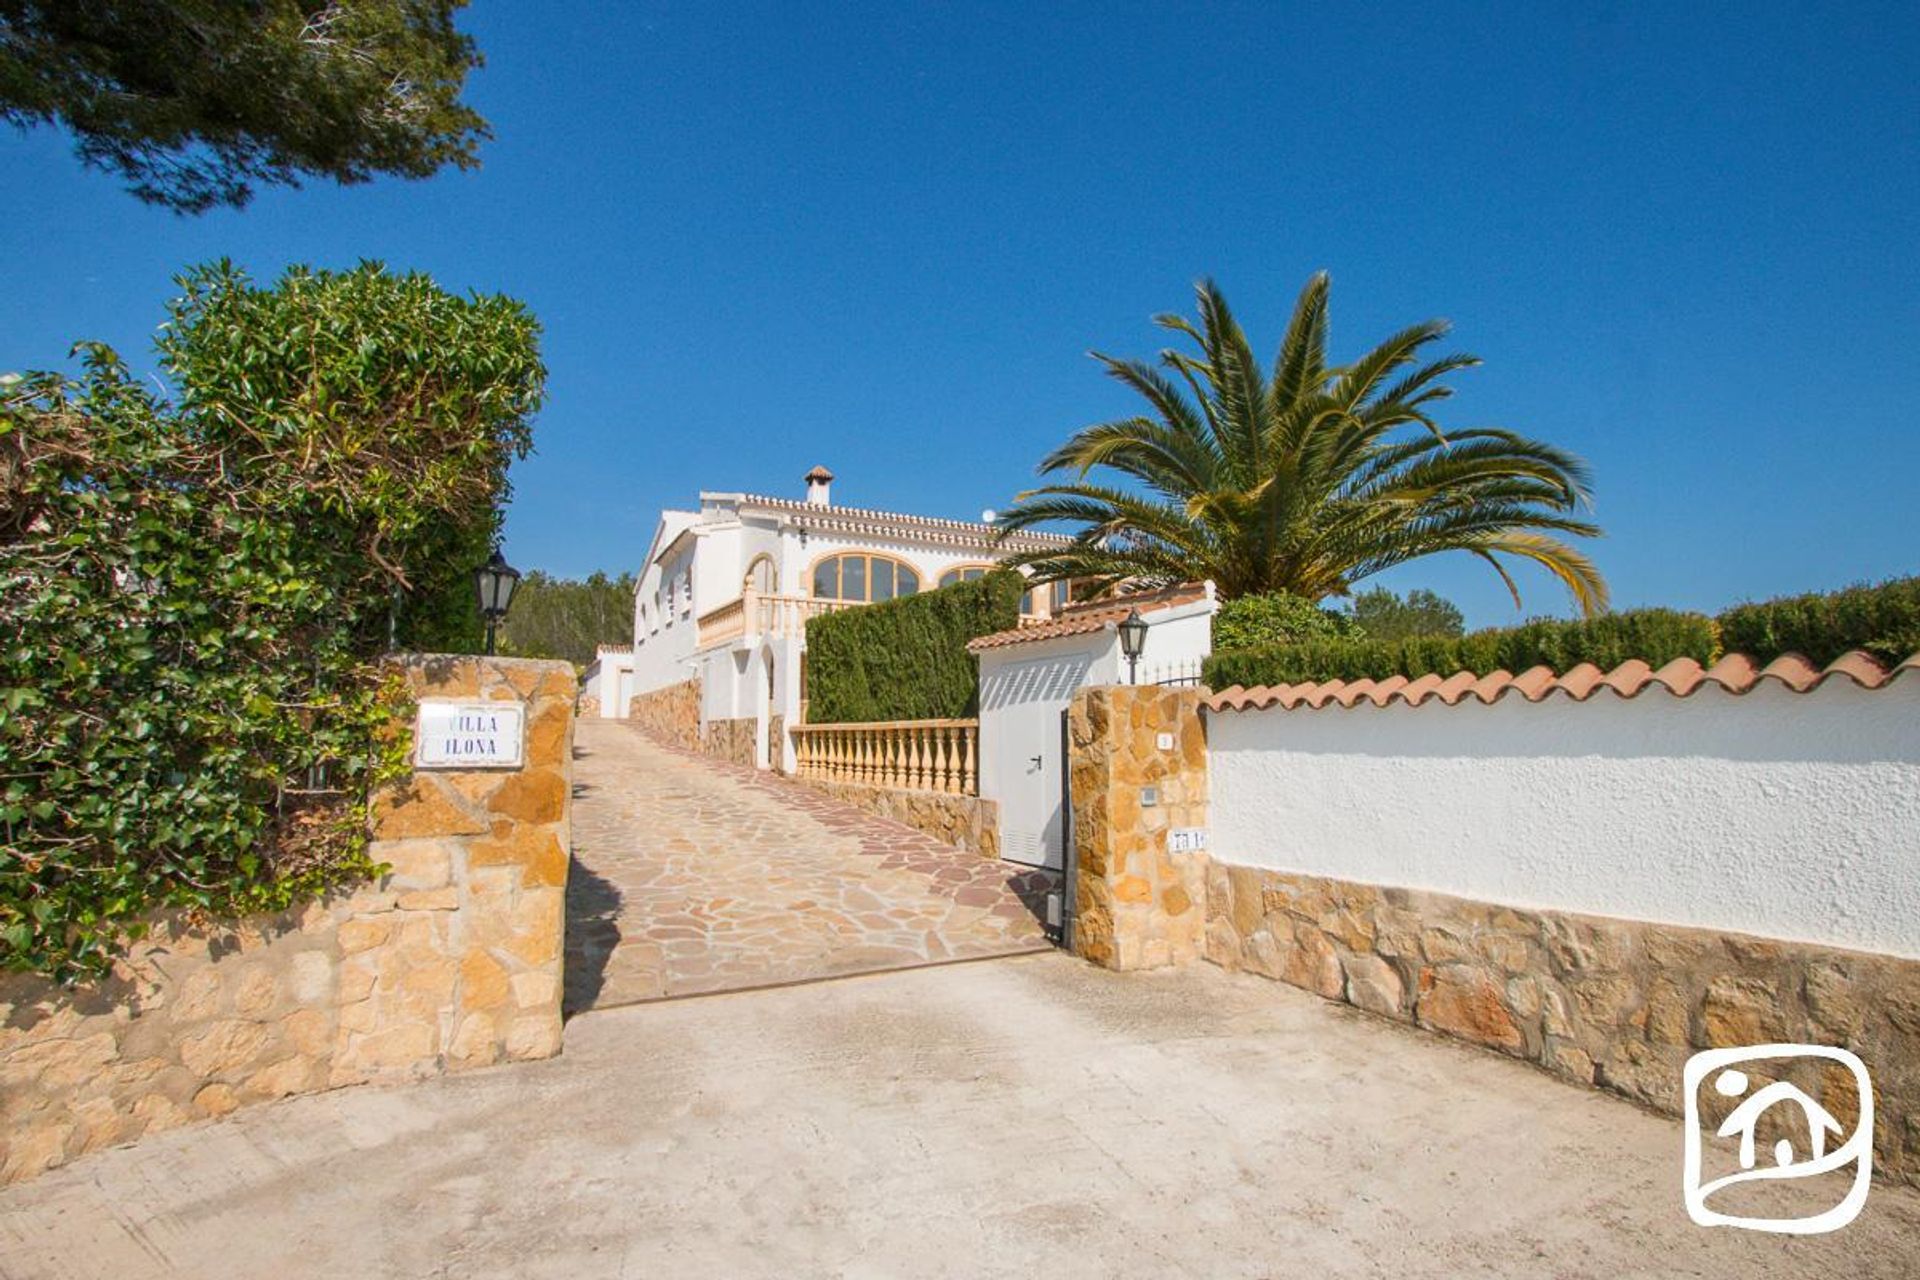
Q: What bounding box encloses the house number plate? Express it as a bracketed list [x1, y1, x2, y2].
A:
[415, 701, 525, 769]
[1167, 827, 1209, 853]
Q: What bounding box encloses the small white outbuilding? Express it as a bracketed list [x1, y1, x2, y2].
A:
[969, 583, 1217, 870]
[578, 645, 636, 717]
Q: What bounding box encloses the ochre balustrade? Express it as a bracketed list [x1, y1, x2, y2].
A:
[696, 589, 856, 650]
[790, 719, 979, 796]
[697, 596, 747, 647]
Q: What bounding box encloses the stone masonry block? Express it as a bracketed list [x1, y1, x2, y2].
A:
[1202, 859, 1920, 1188]
[0, 654, 576, 1190]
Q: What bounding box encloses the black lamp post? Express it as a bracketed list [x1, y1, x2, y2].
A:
[474, 548, 522, 656]
[1117, 607, 1148, 685]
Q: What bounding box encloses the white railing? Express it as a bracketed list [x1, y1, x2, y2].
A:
[696, 589, 856, 650]
[790, 719, 979, 795]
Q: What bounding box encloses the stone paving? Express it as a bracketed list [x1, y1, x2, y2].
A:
[564, 719, 1056, 1011]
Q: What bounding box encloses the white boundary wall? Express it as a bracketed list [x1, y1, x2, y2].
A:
[1207, 678, 1920, 959]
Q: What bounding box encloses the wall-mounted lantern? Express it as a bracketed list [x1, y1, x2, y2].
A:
[474, 548, 522, 656]
[1117, 607, 1149, 685]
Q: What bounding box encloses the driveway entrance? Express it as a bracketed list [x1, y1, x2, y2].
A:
[565, 719, 1054, 1012]
[10, 956, 1919, 1278]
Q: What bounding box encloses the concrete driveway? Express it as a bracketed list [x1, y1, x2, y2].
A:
[4, 954, 1916, 1278]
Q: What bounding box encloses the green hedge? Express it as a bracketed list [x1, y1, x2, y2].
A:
[1203, 608, 1720, 689]
[805, 570, 1024, 722]
[2, 262, 542, 982]
[1715, 575, 1920, 667]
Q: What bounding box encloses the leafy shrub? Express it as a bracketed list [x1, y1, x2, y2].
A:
[1349, 586, 1465, 641]
[1, 261, 544, 981]
[1715, 576, 1920, 667]
[1203, 608, 1719, 689]
[805, 571, 1024, 722]
[1212, 592, 1361, 652]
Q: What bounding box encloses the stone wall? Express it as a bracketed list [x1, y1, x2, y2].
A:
[0, 654, 575, 1187]
[701, 716, 757, 768]
[795, 778, 1001, 859]
[1061, 682, 1920, 1189]
[767, 713, 786, 773]
[1205, 863, 1920, 1188]
[1066, 685, 1208, 971]
[627, 676, 699, 750]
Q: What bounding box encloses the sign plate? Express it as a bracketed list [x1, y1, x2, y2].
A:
[1167, 827, 1209, 854]
[415, 701, 525, 769]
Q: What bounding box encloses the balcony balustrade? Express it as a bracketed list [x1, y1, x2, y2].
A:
[789, 719, 979, 796]
[695, 589, 855, 650]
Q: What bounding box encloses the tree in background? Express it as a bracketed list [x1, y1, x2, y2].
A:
[0, 0, 488, 212]
[1349, 586, 1465, 641]
[1, 259, 543, 979]
[996, 274, 1608, 614]
[500, 571, 637, 668]
[1212, 591, 1362, 652]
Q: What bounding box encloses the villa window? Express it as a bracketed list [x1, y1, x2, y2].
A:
[810, 552, 920, 602]
[938, 563, 1057, 616]
[936, 564, 995, 589]
[745, 554, 778, 594]
[1020, 578, 1081, 616]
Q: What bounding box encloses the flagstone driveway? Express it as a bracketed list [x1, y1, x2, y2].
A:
[564, 719, 1055, 1011]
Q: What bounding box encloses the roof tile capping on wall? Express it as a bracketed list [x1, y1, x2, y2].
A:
[1204, 649, 1920, 712]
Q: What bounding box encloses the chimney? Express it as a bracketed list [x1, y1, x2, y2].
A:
[803, 464, 834, 507]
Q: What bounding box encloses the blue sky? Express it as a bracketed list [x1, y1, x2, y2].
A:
[5, 2, 1916, 628]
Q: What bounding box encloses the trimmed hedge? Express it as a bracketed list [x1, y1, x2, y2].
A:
[1203, 608, 1720, 689]
[805, 570, 1024, 722]
[1716, 575, 1920, 668]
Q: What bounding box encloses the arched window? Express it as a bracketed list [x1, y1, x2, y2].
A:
[744, 554, 778, 594]
[936, 564, 996, 589]
[810, 552, 920, 602]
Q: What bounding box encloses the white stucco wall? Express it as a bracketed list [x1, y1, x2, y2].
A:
[1127, 607, 1214, 686]
[629, 511, 700, 698]
[977, 594, 1218, 866]
[1207, 679, 1920, 958]
[579, 652, 635, 718]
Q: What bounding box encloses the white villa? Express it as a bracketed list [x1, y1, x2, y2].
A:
[584, 466, 1076, 770]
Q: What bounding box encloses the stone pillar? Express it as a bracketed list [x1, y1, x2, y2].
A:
[1067, 684, 1209, 970]
[350, 654, 576, 1080]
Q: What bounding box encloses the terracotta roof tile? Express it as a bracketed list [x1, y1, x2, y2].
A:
[968, 583, 1214, 652]
[1202, 650, 1920, 713]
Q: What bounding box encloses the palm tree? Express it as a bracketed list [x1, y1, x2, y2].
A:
[995, 274, 1608, 614]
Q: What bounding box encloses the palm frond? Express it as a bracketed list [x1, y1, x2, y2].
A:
[999, 273, 1607, 615]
